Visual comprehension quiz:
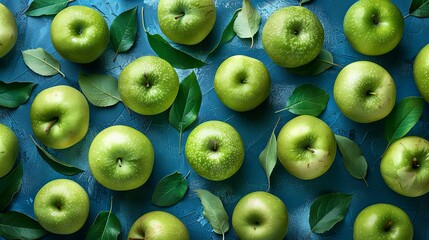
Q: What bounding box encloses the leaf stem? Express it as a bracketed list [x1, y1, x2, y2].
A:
[319, 59, 343, 68]
[141, 7, 147, 33]
[274, 107, 289, 114]
[68, 0, 75, 2]
[305, 230, 312, 240]
[403, 14, 410, 19]
[183, 170, 191, 180]
[109, 195, 114, 212]
[222, 232, 225, 240]
[250, 37, 254, 49]
[179, 130, 183, 155]
[363, 177, 369, 187]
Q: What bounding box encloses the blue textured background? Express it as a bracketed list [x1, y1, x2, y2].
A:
[1, 0, 429, 239]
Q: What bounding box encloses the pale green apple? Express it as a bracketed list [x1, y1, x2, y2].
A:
[333, 61, 396, 123]
[158, 0, 216, 45]
[0, 123, 18, 178]
[262, 6, 324, 68]
[128, 211, 190, 240]
[88, 125, 155, 191]
[0, 3, 17, 58]
[413, 43, 429, 103]
[277, 115, 336, 180]
[30, 85, 90, 149]
[118, 56, 179, 115]
[50, 6, 109, 63]
[232, 191, 288, 240]
[34, 179, 90, 235]
[185, 120, 244, 181]
[214, 55, 271, 112]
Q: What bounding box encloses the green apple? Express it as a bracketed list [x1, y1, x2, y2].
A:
[354, 203, 413, 240]
[50, 5, 109, 63]
[0, 3, 17, 58]
[333, 61, 396, 123]
[88, 125, 155, 191]
[343, 0, 404, 56]
[34, 179, 90, 235]
[380, 136, 429, 197]
[214, 55, 271, 112]
[277, 115, 336, 180]
[30, 85, 89, 149]
[413, 43, 429, 103]
[232, 191, 288, 240]
[262, 6, 324, 68]
[118, 56, 179, 115]
[0, 123, 18, 178]
[185, 120, 244, 181]
[128, 211, 190, 240]
[158, 0, 216, 45]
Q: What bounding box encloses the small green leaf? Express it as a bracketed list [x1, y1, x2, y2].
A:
[258, 117, 281, 191]
[335, 135, 368, 186]
[309, 193, 353, 234]
[31, 136, 84, 176]
[384, 96, 424, 145]
[195, 189, 229, 238]
[233, 0, 261, 48]
[276, 84, 329, 116]
[169, 72, 202, 152]
[141, 8, 206, 69]
[22, 48, 65, 77]
[85, 211, 121, 240]
[285, 49, 334, 76]
[208, 9, 240, 56]
[25, 0, 73, 17]
[78, 73, 121, 107]
[409, 0, 429, 17]
[110, 7, 138, 60]
[0, 211, 48, 240]
[152, 172, 189, 207]
[0, 162, 23, 211]
[0, 81, 37, 108]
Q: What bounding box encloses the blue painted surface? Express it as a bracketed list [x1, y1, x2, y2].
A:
[1, 0, 429, 239]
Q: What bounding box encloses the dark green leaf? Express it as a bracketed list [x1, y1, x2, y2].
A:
[285, 49, 334, 76]
[384, 97, 424, 144]
[195, 189, 229, 238]
[169, 72, 202, 150]
[110, 7, 138, 60]
[233, 0, 261, 48]
[208, 10, 239, 56]
[309, 193, 353, 234]
[25, 0, 73, 17]
[0, 211, 47, 240]
[409, 0, 429, 17]
[0, 162, 23, 211]
[258, 118, 280, 191]
[0, 81, 37, 108]
[85, 211, 121, 240]
[335, 135, 368, 185]
[152, 172, 189, 207]
[78, 73, 121, 107]
[31, 136, 84, 176]
[276, 84, 329, 116]
[22, 48, 65, 77]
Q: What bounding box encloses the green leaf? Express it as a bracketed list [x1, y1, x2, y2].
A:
[276, 84, 329, 116]
[258, 118, 281, 191]
[208, 9, 240, 56]
[25, 0, 73, 17]
[0, 162, 23, 211]
[309, 193, 353, 234]
[31, 136, 84, 176]
[233, 0, 261, 48]
[335, 135, 368, 186]
[141, 8, 206, 69]
[85, 211, 121, 240]
[152, 172, 189, 207]
[0, 81, 37, 108]
[409, 0, 429, 17]
[169, 72, 202, 151]
[78, 73, 121, 107]
[22, 48, 65, 77]
[0, 211, 47, 240]
[195, 189, 229, 238]
[384, 96, 424, 145]
[285, 49, 334, 76]
[110, 7, 138, 60]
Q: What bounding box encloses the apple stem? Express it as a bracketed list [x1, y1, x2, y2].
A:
[372, 14, 379, 25]
[118, 158, 123, 167]
[367, 91, 376, 96]
[143, 73, 151, 88]
[211, 140, 219, 151]
[44, 117, 58, 132]
[384, 221, 393, 231]
[306, 146, 315, 153]
[175, 12, 185, 20]
[412, 157, 419, 168]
